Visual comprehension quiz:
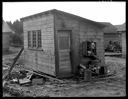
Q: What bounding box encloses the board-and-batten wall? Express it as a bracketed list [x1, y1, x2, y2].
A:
[23, 14, 56, 76]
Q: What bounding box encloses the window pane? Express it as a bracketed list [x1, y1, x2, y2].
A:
[32, 31, 36, 48]
[37, 30, 41, 48]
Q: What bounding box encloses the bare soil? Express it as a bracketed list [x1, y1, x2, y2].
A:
[2, 47, 126, 97]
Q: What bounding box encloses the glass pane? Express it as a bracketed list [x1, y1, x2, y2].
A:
[37, 30, 41, 48]
[32, 31, 36, 47]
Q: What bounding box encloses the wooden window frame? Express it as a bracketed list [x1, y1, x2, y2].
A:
[37, 30, 42, 48]
[28, 31, 32, 48]
[27, 30, 42, 50]
[82, 41, 97, 57]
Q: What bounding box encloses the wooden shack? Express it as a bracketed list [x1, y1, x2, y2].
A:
[21, 9, 106, 78]
[2, 20, 13, 52]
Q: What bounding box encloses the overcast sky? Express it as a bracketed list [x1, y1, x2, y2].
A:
[3, 2, 126, 25]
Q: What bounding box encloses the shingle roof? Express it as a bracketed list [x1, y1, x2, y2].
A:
[115, 23, 126, 31]
[2, 20, 13, 33]
[100, 22, 117, 33]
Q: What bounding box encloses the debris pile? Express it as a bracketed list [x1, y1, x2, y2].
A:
[2, 48, 126, 97]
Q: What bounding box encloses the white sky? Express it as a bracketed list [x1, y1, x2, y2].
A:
[3, 2, 126, 25]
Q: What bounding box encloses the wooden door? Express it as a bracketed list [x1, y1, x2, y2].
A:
[58, 30, 72, 77]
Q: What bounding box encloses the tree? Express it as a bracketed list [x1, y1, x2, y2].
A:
[6, 21, 14, 31]
[6, 20, 23, 46]
[11, 34, 23, 46]
[13, 20, 23, 35]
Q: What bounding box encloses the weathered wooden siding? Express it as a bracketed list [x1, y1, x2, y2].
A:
[55, 12, 80, 77]
[22, 10, 105, 78]
[79, 22, 105, 65]
[122, 32, 126, 57]
[55, 12, 105, 77]
[23, 14, 56, 76]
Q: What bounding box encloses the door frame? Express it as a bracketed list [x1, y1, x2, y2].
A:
[57, 30, 73, 77]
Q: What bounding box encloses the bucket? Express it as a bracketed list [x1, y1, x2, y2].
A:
[84, 69, 92, 81]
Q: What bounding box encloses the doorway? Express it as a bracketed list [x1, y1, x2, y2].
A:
[58, 30, 72, 77]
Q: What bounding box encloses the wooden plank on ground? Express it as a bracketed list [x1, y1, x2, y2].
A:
[23, 69, 64, 83]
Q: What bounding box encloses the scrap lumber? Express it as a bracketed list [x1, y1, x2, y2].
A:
[22, 68, 64, 83]
[19, 66, 64, 84]
[3, 47, 24, 80]
[79, 64, 98, 74]
[20, 68, 64, 84]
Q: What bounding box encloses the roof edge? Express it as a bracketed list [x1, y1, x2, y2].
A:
[20, 9, 56, 21]
[20, 9, 106, 28]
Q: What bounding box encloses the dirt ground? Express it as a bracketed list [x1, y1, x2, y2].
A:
[2, 47, 126, 97]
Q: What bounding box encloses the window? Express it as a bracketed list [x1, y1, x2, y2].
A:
[27, 30, 42, 49]
[82, 41, 97, 57]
